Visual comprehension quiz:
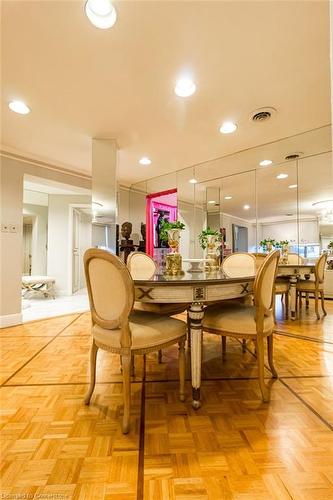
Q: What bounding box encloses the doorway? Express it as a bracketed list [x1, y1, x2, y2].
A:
[232, 224, 248, 252]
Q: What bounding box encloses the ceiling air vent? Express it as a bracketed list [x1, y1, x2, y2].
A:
[249, 107, 276, 123]
[285, 152, 303, 161]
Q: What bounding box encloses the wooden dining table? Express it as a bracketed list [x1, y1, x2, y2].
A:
[133, 269, 255, 409]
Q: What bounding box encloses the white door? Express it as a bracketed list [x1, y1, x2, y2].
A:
[72, 209, 80, 293]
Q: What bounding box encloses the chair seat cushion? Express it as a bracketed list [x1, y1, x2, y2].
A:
[203, 302, 274, 336]
[296, 280, 323, 291]
[133, 302, 187, 315]
[92, 311, 186, 351]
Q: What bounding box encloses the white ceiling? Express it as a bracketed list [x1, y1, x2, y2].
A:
[1, 0, 331, 185]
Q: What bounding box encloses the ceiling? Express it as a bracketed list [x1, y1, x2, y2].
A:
[1, 0, 331, 185]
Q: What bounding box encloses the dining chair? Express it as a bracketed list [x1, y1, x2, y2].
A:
[203, 250, 280, 402]
[274, 253, 303, 319]
[222, 252, 256, 278]
[297, 253, 327, 319]
[84, 248, 187, 434]
[127, 251, 189, 361]
[252, 252, 267, 271]
[286, 253, 304, 265]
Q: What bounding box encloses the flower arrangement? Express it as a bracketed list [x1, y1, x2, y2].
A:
[198, 227, 222, 250]
[328, 241, 333, 250]
[275, 240, 289, 249]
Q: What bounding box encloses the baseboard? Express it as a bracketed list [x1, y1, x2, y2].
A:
[0, 312, 23, 328]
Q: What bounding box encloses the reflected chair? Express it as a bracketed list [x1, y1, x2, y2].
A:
[252, 253, 267, 271]
[286, 253, 305, 265]
[297, 253, 327, 319]
[203, 251, 280, 402]
[274, 253, 303, 319]
[84, 249, 187, 433]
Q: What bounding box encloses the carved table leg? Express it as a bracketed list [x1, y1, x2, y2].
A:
[189, 302, 205, 409]
[289, 275, 298, 320]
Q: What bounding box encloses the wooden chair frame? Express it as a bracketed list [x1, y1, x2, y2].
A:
[297, 253, 327, 320]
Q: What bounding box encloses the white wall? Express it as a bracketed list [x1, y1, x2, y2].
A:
[259, 219, 319, 245]
[23, 203, 48, 275]
[47, 195, 91, 296]
[79, 211, 92, 289]
[0, 154, 91, 326]
[222, 213, 257, 252]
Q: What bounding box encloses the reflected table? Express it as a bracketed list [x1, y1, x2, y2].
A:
[277, 263, 316, 320]
[133, 270, 255, 409]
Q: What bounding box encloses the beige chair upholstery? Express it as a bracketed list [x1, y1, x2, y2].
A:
[252, 253, 267, 271]
[84, 248, 187, 434]
[222, 252, 256, 278]
[297, 253, 327, 319]
[274, 279, 290, 319]
[127, 252, 188, 316]
[287, 253, 304, 265]
[203, 250, 280, 402]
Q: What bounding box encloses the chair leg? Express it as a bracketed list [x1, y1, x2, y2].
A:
[314, 290, 320, 320]
[285, 292, 289, 319]
[320, 291, 327, 316]
[221, 336, 227, 359]
[158, 350, 163, 363]
[306, 293, 309, 309]
[178, 339, 186, 402]
[298, 291, 302, 310]
[256, 337, 269, 402]
[121, 353, 131, 434]
[242, 339, 247, 353]
[187, 311, 191, 349]
[84, 340, 98, 405]
[267, 335, 278, 378]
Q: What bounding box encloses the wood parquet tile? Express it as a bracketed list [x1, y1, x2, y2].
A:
[1, 308, 333, 499]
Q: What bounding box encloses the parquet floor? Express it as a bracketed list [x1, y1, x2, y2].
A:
[1, 300, 333, 499]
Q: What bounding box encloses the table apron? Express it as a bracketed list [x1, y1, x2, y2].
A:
[135, 281, 253, 303]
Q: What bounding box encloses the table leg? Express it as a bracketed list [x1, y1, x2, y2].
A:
[289, 276, 298, 320]
[189, 302, 204, 409]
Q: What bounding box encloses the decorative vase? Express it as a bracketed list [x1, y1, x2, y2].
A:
[164, 229, 183, 275]
[205, 235, 220, 271]
[266, 242, 273, 253]
[281, 244, 289, 264]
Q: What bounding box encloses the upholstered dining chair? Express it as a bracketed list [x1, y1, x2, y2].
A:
[274, 253, 304, 319]
[127, 251, 189, 361]
[222, 252, 256, 278]
[252, 253, 267, 271]
[203, 250, 280, 402]
[297, 253, 327, 319]
[287, 253, 304, 265]
[84, 248, 187, 434]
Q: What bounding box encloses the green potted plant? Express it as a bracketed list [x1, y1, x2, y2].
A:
[259, 238, 276, 252]
[160, 220, 185, 252]
[198, 227, 222, 250]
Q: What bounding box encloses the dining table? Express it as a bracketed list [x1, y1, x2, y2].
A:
[133, 268, 255, 409]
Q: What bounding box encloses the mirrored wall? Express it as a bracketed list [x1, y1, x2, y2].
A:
[128, 125, 332, 261]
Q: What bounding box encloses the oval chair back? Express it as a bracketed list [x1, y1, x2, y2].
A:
[222, 252, 256, 278]
[287, 253, 304, 265]
[84, 249, 134, 347]
[253, 250, 280, 331]
[315, 253, 327, 284]
[127, 252, 157, 280]
[252, 252, 267, 270]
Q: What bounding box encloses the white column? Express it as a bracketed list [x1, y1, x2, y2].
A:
[91, 139, 118, 252]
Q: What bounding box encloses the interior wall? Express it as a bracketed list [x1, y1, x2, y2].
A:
[47, 195, 91, 296]
[222, 213, 256, 252]
[23, 203, 48, 275]
[79, 211, 92, 289]
[258, 219, 319, 245]
[0, 155, 91, 327]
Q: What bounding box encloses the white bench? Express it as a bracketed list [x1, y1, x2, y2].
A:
[22, 276, 56, 299]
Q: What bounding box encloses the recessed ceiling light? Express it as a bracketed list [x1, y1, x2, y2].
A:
[85, 0, 117, 29]
[8, 100, 30, 115]
[259, 159, 273, 167]
[189, 178, 198, 184]
[219, 121, 237, 134]
[224, 196, 232, 200]
[139, 157, 151, 166]
[208, 200, 216, 204]
[288, 184, 298, 189]
[243, 204, 250, 210]
[276, 173, 288, 180]
[174, 78, 196, 97]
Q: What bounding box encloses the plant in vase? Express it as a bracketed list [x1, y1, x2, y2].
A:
[277, 240, 289, 263]
[160, 220, 185, 275]
[328, 241, 333, 255]
[198, 228, 222, 270]
[259, 238, 276, 253]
